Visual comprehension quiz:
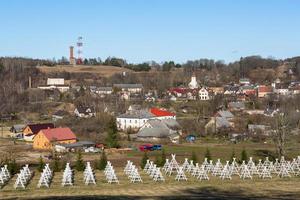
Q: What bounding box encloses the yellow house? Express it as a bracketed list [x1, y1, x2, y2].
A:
[33, 127, 77, 150]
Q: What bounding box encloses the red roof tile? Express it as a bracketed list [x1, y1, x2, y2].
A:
[258, 85, 273, 93]
[150, 108, 176, 117]
[40, 127, 77, 142]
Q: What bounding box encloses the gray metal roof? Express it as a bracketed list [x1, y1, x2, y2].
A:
[228, 102, 245, 110]
[216, 117, 231, 128]
[137, 128, 172, 138]
[11, 124, 26, 132]
[117, 110, 155, 119]
[59, 141, 95, 148]
[113, 84, 143, 89]
[217, 110, 234, 119]
[96, 87, 113, 91]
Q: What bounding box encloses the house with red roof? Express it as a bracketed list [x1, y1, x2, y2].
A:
[33, 127, 77, 150]
[258, 85, 273, 98]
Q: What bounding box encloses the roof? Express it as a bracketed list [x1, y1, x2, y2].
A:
[53, 110, 68, 117]
[27, 123, 55, 135]
[169, 88, 188, 94]
[58, 141, 95, 148]
[11, 124, 26, 132]
[217, 110, 234, 119]
[76, 106, 95, 114]
[118, 110, 155, 119]
[215, 117, 231, 128]
[40, 127, 77, 142]
[228, 102, 245, 110]
[113, 84, 143, 89]
[94, 87, 113, 91]
[137, 128, 174, 138]
[150, 108, 176, 117]
[258, 85, 273, 93]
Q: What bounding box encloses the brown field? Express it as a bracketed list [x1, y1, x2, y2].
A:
[38, 65, 132, 77]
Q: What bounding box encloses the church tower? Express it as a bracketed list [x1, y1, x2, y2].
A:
[188, 73, 199, 89]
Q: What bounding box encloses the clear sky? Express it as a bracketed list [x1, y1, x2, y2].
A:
[0, 0, 299, 63]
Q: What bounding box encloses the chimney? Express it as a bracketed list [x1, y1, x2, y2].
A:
[69, 46, 75, 65]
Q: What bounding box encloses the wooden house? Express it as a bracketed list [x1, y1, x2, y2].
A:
[23, 123, 54, 141]
[33, 127, 77, 150]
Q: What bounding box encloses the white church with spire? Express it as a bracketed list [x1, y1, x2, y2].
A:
[188, 73, 199, 89]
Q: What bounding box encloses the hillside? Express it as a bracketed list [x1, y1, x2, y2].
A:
[38, 65, 132, 77]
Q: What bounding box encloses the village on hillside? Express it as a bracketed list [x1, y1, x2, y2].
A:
[1, 1, 300, 198]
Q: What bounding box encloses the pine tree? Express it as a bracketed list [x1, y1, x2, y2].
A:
[204, 148, 212, 161]
[97, 151, 107, 170]
[37, 156, 45, 172]
[106, 118, 119, 148]
[75, 151, 85, 171]
[230, 149, 236, 163]
[141, 152, 149, 169]
[240, 148, 248, 163]
[160, 149, 166, 166]
[190, 151, 198, 163]
[154, 155, 161, 167]
[52, 153, 61, 172]
[7, 158, 18, 175]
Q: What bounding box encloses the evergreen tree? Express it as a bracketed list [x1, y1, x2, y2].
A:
[105, 118, 119, 148]
[204, 148, 212, 161]
[154, 155, 161, 167]
[160, 149, 166, 167]
[230, 149, 236, 163]
[141, 152, 149, 169]
[75, 151, 85, 171]
[7, 158, 18, 175]
[52, 152, 61, 172]
[37, 156, 45, 172]
[190, 151, 198, 163]
[97, 151, 107, 170]
[240, 148, 248, 163]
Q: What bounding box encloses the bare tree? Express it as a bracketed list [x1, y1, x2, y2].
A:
[272, 114, 290, 157]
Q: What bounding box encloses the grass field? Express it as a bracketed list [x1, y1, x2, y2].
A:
[38, 65, 132, 77]
[1, 168, 300, 200]
[1, 138, 300, 199]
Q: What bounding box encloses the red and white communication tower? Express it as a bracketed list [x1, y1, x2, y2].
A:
[76, 36, 83, 64]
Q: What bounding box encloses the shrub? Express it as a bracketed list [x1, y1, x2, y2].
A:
[141, 152, 149, 169]
[75, 151, 85, 171]
[97, 151, 107, 170]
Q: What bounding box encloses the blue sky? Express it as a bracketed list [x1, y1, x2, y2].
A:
[0, 0, 299, 63]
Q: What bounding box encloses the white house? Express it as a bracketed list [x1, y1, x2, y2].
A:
[116, 108, 176, 131]
[113, 84, 143, 93]
[116, 110, 155, 130]
[90, 87, 113, 95]
[38, 78, 70, 92]
[74, 106, 96, 118]
[47, 78, 65, 85]
[198, 87, 210, 100]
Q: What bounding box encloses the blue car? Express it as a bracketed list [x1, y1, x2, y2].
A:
[151, 144, 162, 151]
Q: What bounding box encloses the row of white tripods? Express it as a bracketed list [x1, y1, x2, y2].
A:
[0, 165, 11, 186]
[157, 154, 300, 181]
[7, 154, 300, 189]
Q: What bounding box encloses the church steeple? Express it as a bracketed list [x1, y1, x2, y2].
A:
[188, 72, 199, 89]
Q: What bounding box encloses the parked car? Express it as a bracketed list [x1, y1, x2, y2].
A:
[139, 144, 162, 151]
